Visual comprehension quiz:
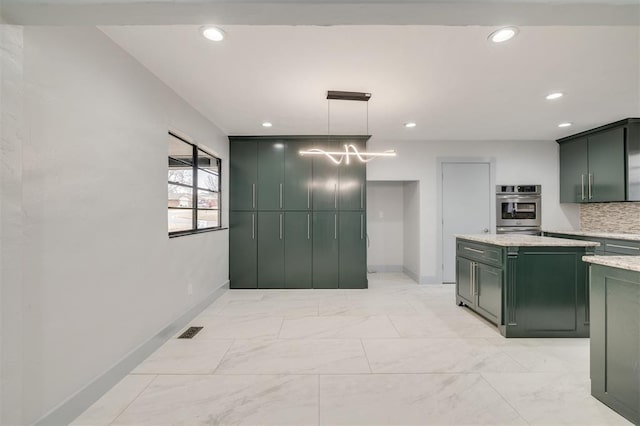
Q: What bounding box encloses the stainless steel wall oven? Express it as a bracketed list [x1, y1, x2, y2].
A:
[496, 185, 541, 235]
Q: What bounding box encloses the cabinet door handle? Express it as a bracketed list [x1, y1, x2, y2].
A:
[464, 247, 484, 254]
[252, 183, 256, 209]
[606, 243, 639, 251]
[469, 262, 474, 297]
[279, 183, 283, 209]
[334, 183, 337, 209]
[360, 184, 364, 209]
[307, 214, 310, 240]
[307, 185, 310, 209]
[474, 263, 479, 296]
[252, 214, 255, 240]
[279, 214, 283, 240]
[588, 173, 593, 200]
[360, 214, 364, 240]
[334, 214, 337, 239]
[581, 174, 585, 201]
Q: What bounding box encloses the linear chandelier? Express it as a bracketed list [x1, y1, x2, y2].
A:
[300, 91, 397, 164]
[300, 144, 396, 165]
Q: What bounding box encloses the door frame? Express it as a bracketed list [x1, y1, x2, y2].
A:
[437, 157, 496, 284]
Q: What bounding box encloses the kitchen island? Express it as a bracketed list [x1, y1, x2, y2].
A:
[456, 234, 598, 338]
[583, 255, 640, 425]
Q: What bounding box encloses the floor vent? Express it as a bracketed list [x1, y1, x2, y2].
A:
[178, 326, 203, 339]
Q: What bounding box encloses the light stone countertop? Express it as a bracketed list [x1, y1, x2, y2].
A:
[582, 255, 640, 273]
[543, 230, 640, 242]
[456, 234, 600, 247]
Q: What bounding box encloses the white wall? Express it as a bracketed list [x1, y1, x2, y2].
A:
[8, 26, 230, 425]
[402, 181, 419, 280]
[367, 139, 579, 282]
[366, 181, 404, 270]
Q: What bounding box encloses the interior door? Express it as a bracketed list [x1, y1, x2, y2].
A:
[442, 162, 491, 283]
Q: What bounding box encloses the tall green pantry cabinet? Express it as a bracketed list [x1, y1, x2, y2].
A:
[229, 136, 369, 289]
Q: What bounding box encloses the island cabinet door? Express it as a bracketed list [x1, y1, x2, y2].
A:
[475, 263, 502, 324]
[456, 257, 474, 305]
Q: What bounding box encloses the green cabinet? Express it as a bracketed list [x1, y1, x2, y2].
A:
[284, 212, 312, 288]
[257, 212, 284, 289]
[230, 136, 369, 290]
[456, 238, 593, 337]
[257, 142, 285, 210]
[589, 264, 640, 425]
[558, 118, 640, 203]
[230, 142, 257, 211]
[339, 211, 367, 289]
[455, 241, 501, 324]
[475, 263, 502, 324]
[284, 141, 313, 211]
[339, 140, 366, 211]
[313, 212, 339, 289]
[544, 232, 640, 256]
[312, 140, 340, 211]
[229, 212, 257, 288]
[559, 137, 588, 203]
[587, 127, 625, 202]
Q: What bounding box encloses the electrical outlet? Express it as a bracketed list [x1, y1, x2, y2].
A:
[187, 283, 193, 296]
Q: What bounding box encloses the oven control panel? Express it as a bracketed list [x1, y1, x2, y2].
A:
[497, 185, 541, 194]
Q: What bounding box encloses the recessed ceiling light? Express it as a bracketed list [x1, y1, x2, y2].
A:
[262, 122, 273, 128]
[404, 122, 417, 128]
[558, 122, 572, 128]
[488, 27, 519, 43]
[200, 26, 225, 42]
[546, 92, 564, 100]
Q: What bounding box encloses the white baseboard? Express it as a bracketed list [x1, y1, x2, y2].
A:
[35, 280, 229, 426]
[367, 264, 403, 273]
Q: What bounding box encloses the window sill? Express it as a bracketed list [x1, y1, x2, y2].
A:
[169, 227, 228, 238]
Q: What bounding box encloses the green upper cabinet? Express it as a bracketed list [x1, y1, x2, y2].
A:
[284, 140, 313, 210]
[257, 141, 285, 210]
[230, 141, 257, 210]
[339, 140, 366, 211]
[588, 127, 625, 202]
[312, 140, 340, 211]
[559, 137, 588, 203]
[558, 118, 640, 203]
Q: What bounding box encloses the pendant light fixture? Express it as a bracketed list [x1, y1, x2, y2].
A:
[299, 91, 396, 164]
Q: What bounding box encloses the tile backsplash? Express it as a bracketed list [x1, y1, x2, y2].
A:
[580, 202, 640, 233]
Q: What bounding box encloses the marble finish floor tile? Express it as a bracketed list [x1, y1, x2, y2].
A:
[279, 315, 400, 339]
[362, 338, 526, 373]
[131, 339, 233, 374]
[482, 372, 633, 425]
[320, 373, 526, 425]
[389, 312, 500, 338]
[185, 315, 284, 339]
[112, 374, 318, 425]
[210, 299, 319, 318]
[484, 337, 590, 373]
[73, 273, 631, 426]
[216, 339, 371, 374]
[70, 375, 156, 426]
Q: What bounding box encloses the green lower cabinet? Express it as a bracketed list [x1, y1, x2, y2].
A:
[284, 212, 312, 289]
[339, 211, 367, 289]
[313, 212, 339, 289]
[257, 212, 284, 289]
[456, 239, 592, 338]
[475, 263, 501, 324]
[229, 212, 257, 289]
[456, 257, 474, 306]
[590, 264, 640, 425]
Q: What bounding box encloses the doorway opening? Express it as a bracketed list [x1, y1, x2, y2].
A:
[366, 180, 420, 283]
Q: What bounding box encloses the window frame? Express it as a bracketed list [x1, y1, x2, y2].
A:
[168, 132, 223, 237]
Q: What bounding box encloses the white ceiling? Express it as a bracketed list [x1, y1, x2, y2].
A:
[102, 24, 639, 141]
